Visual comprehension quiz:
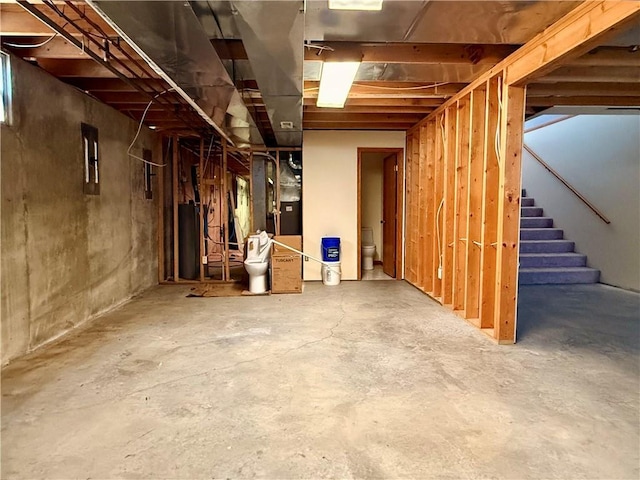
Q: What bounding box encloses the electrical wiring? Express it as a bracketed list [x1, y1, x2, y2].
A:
[126, 88, 174, 167]
[3, 34, 58, 48]
[495, 76, 504, 168]
[436, 199, 445, 274]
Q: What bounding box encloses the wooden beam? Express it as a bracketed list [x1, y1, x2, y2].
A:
[414, 1, 640, 126]
[302, 113, 425, 123]
[64, 77, 168, 92]
[3, 35, 139, 59]
[505, 1, 640, 85]
[305, 42, 517, 65]
[538, 66, 640, 83]
[527, 96, 640, 107]
[34, 58, 156, 78]
[571, 46, 640, 67]
[493, 83, 526, 344]
[303, 105, 436, 114]
[527, 82, 640, 98]
[1, 3, 116, 36]
[303, 122, 413, 130]
[304, 97, 447, 108]
[304, 82, 465, 99]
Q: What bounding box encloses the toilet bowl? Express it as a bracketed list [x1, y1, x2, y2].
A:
[361, 227, 376, 271]
[244, 231, 271, 293]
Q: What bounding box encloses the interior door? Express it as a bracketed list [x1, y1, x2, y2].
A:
[382, 153, 397, 278]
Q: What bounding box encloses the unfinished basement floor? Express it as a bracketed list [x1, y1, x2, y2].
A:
[2, 281, 639, 479]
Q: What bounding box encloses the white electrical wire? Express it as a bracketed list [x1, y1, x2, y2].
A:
[436, 198, 445, 270]
[495, 76, 504, 168]
[126, 88, 174, 167]
[4, 34, 58, 48]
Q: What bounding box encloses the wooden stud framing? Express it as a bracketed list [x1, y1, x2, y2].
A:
[400, 1, 637, 344]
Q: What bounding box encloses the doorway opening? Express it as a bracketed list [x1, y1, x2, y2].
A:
[357, 148, 404, 281]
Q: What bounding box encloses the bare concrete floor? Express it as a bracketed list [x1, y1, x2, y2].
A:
[2, 281, 639, 479]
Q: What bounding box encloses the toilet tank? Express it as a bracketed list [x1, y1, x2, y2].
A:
[361, 227, 374, 247]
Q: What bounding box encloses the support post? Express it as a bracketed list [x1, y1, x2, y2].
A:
[172, 135, 179, 282]
[157, 138, 165, 283]
[199, 136, 205, 282]
[222, 138, 230, 281]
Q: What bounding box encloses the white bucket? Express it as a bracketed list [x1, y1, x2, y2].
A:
[322, 261, 341, 286]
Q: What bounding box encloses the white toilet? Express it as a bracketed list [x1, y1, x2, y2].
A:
[361, 227, 376, 271]
[244, 231, 271, 294]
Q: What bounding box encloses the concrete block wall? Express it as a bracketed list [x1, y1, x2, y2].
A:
[1, 56, 160, 364]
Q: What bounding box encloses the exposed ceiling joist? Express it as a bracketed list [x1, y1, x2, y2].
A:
[304, 42, 518, 65]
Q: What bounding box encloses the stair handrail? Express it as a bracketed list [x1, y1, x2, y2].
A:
[523, 144, 611, 225]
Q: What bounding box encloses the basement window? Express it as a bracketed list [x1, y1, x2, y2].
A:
[81, 123, 100, 195]
[143, 148, 153, 200]
[0, 51, 11, 124]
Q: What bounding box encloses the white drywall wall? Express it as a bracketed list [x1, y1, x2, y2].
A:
[523, 114, 640, 291]
[361, 153, 385, 262]
[302, 131, 405, 280]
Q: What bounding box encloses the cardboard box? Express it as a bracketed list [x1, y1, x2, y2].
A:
[271, 254, 302, 294]
[273, 235, 302, 253]
[271, 236, 303, 294]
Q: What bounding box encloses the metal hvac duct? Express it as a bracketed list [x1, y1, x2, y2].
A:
[226, 1, 304, 147]
[88, 0, 263, 147]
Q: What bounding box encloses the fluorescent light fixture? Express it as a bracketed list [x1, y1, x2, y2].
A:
[317, 62, 360, 108]
[328, 0, 383, 11]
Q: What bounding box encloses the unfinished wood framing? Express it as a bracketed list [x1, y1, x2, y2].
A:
[402, 1, 638, 343]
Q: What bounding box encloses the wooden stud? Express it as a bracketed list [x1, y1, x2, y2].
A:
[441, 106, 457, 306]
[422, 120, 436, 293]
[464, 85, 487, 321]
[452, 96, 471, 313]
[493, 83, 526, 344]
[478, 77, 501, 330]
[416, 124, 427, 289]
[431, 112, 445, 299]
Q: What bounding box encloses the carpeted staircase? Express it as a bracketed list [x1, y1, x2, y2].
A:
[519, 189, 600, 285]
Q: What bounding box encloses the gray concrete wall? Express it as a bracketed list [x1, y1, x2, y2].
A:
[1, 56, 160, 364]
[522, 114, 640, 291]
